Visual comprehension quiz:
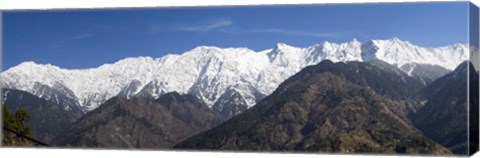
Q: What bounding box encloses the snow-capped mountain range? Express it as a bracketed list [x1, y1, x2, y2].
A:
[0, 38, 469, 117]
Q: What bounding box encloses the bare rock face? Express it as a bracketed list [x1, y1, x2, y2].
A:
[53, 92, 224, 149]
[174, 61, 452, 155]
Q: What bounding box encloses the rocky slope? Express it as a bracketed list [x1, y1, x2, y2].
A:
[52, 92, 224, 149]
[2, 89, 80, 143]
[174, 61, 452, 155]
[411, 62, 477, 155]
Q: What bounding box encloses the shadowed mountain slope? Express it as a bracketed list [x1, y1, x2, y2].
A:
[412, 62, 476, 155]
[2, 89, 80, 143]
[174, 61, 451, 155]
[53, 92, 224, 149]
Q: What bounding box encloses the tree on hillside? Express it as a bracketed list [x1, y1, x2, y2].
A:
[14, 109, 33, 137]
[2, 105, 34, 146]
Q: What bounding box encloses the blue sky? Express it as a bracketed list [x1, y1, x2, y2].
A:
[2, 2, 469, 69]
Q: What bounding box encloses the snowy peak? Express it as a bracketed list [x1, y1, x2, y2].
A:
[11, 61, 61, 73]
[268, 43, 304, 60]
[360, 38, 468, 70]
[351, 38, 360, 43]
[274, 42, 293, 50]
[189, 46, 223, 55]
[188, 45, 256, 57]
[17, 61, 57, 69]
[321, 38, 362, 62]
[118, 79, 144, 99]
[1, 38, 469, 113]
[17, 61, 40, 67]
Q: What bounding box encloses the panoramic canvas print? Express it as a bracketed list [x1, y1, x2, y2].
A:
[1, 1, 479, 156]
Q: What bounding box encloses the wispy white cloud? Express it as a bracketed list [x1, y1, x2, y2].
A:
[222, 28, 342, 38]
[150, 19, 347, 39]
[71, 33, 93, 40]
[151, 19, 233, 33]
[51, 33, 93, 48]
[174, 19, 233, 32]
[251, 29, 340, 38]
[95, 24, 129, 33]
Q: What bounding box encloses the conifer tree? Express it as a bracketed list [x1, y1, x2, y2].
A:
[2, 105, 34, 145]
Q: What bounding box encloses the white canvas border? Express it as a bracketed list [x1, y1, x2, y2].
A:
[0, 0, 477, 158]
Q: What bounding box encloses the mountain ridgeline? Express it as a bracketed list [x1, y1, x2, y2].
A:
[52, 92, 224, 148]
[0, 38, 467, 118]
[173, 61, 452, 155]
[0, 38, 473, 155]
[411, 62, 478, 155]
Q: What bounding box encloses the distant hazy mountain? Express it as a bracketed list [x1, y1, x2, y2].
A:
[52, 92, 224, 149]
[174, 61, 452, 155]
[1, 38, 467, 118]
[2, 89, 80, 143]
[399, 63, 451, 85]
[412, 62, 477, 155]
